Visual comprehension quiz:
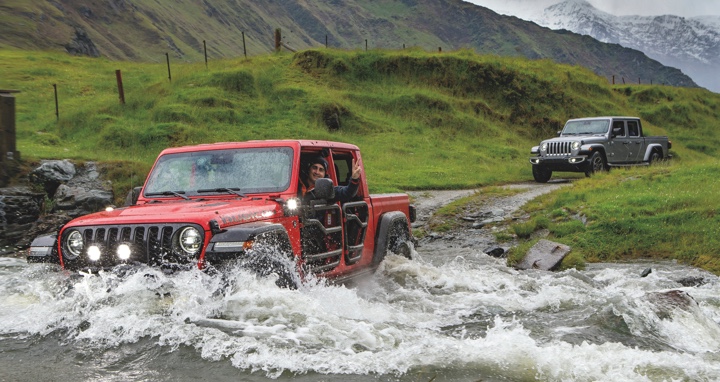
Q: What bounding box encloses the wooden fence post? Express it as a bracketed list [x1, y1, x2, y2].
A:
[275, 29, 281, 52]
[116, 70, 125, 105]
[242, 32, 247, 58]
[53, 84, 59, 120]
[165, 53, 172, 81]
[203, 40, 208, 69]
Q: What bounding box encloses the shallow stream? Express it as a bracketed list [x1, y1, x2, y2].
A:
[1, 245, 719, 381]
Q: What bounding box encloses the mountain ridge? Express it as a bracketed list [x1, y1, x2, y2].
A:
[536, 0, 720, 92]
[0, 0, 696, 88]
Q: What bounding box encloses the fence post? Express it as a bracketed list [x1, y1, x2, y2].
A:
[612, 75, 615, 85]
[325, 35, 328, 48]
[116, 70, 125, 105]
[165, 53, 172, 81]
[365, 39, 367, 51]
[275, 29, 281, 52]
[203, 40, 208, 69]
[242, 32, 247, 58]
[53, 84, 59, 120]
[438, 47, 442, 53]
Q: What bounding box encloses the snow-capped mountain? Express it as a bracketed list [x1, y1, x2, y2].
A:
[534, 0, 720, 92]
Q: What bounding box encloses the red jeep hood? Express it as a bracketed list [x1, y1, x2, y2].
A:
[64, 198, 285, 229]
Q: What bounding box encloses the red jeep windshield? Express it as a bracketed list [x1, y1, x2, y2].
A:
[144, 147, 294, 197]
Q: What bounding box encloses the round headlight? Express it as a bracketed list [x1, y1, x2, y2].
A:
[178, 227, 202, 255]
[65, 230, 84, 259]
[571, 141, 581, 150]
[540, 143, 548, 152]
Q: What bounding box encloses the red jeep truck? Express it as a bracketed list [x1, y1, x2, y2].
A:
[28, 140, 416, 287]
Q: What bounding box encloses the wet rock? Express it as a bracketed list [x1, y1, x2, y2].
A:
[29, 159, 76, 195]
[15, 213, 72, 249]
[483, 247, 505, 258]
[471, 221, 485, 229]
[53, 184, 113, 216]
[515, 239, 570, 271]
[675, 276, 707, 287]
[1, 160, 114, 252]
[640, 268, 652, 277]
[646, 290, 697, 319]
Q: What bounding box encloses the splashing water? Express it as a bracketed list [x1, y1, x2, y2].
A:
[1, 249, 720, 381]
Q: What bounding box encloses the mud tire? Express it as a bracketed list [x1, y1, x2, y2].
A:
[532, 165, 552, 183]
[585, 152, 607, 177]
[243, 233, 298, 289]
[374, 221, 413, 267]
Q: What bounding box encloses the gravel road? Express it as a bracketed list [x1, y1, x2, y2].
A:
[406, 179, 572, 256]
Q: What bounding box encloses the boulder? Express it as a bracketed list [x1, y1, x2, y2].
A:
[29, 159, 76, 195]
[515, 239, 570, 271]
[53, 184, 113, 216]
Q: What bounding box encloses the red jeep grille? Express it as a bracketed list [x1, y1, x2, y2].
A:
[60, 223, 203, 270]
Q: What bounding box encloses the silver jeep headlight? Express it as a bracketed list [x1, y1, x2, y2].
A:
[571, 141, 581, 150]
[540, 143, 548, 152]
[65, 230, 84, 259]
[178, 226, 202, 255]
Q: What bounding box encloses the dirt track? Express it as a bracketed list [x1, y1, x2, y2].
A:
[406, 179, 572, 255]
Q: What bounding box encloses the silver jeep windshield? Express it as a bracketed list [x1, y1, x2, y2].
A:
[144, 147, 293, 197]
[562, 119, 610, 135]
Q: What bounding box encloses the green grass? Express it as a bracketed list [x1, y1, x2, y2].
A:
[520, 162, 720, 274]
[4, 47, 720, 274]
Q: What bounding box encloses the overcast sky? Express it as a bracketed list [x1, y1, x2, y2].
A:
[465, 0, 720, 19]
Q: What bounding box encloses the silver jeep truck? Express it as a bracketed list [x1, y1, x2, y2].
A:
[529, 116, 672, 183]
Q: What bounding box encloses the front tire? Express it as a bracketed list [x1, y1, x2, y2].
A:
[585, 152, 607, 177]
[244, 233, 298, 289]
[532, 165, 552, 183]
[373, 221, 413, 267]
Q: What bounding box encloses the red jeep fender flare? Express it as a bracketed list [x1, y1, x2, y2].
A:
[372, 211, 410, 267]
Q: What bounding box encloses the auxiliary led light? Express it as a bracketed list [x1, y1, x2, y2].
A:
[286, 198, 298, 210]
[88, 245, 102, 261]
[117, 244, 131, 260]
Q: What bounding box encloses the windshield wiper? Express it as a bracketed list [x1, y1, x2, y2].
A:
[145, 190, 190, 200]
[197, 187, 247, 198]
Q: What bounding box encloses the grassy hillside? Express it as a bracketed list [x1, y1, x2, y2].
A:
[3, 47, 720, 273]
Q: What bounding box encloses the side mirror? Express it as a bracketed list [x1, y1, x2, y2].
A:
[611, 127, 622, 138]
[557, 130, 562, 136]
[125, 186, 142, 206]
[312, 178, 335, 201]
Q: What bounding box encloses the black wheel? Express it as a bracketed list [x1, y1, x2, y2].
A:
[373, 221, 413, 267]
[650, 150, 662, 164]
[585, 152, 607, 177]
[532, 165, 552, 183]
[244, 233, 298, 289]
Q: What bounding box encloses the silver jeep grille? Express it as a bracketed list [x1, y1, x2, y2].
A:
[546, 142, 572, 156]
